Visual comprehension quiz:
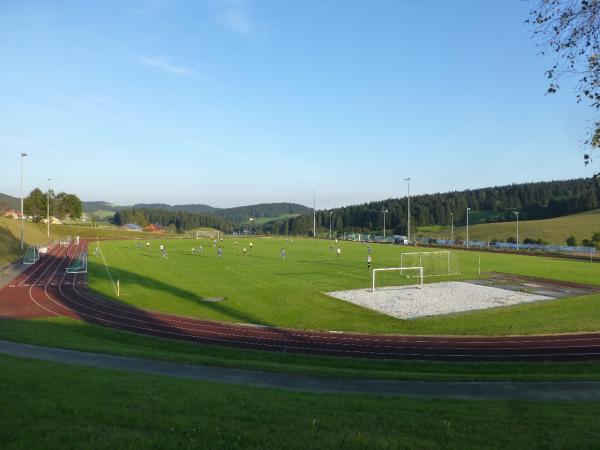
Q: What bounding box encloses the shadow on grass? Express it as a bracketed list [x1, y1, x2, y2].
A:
[86, 259, 274, 327]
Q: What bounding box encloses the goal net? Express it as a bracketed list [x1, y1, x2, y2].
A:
[66, 252, 88, 274]
[196, 230, 213, 239]
[372, 267, 423, 292]
[22, 246, 39, 265]
[400, 251, 459, 277]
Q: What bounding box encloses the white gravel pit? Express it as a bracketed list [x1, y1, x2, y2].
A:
[327, 281, 554, 319]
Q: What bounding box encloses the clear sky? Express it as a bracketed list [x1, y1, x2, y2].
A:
[0, 0, 597, 208]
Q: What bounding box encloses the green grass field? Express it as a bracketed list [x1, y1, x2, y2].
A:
[89, 237, 600, 335]
[2, 353, 600, 450]
[417, 209, 600, 245]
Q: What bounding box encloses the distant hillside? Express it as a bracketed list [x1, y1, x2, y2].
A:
[417, 209, 600, 246]
[83, 200, 311, 224]
[0, 193, 19, 211]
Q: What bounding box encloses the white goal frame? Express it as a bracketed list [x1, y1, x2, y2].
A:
[372, 266, 423, 292]
[400, 251, 454, 277]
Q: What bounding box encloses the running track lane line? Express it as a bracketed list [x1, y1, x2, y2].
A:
[1, 339, 600, 400]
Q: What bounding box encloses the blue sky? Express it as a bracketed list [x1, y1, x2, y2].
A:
[0, 0, 597, 208]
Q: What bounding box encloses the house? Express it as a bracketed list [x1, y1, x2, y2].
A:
[2, 210, 21, 219]
[41, 216, 63, 225]
[144, 223, 166, 233]
[122, 223, 143, 232]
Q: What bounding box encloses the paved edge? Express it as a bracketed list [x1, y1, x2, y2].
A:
[1, 340, 600, 400]
[0, 260, 28, 290]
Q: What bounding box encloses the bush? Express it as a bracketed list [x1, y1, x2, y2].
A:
[523, 237, 548, 245]
[506, 236, 517, 244]
[566, 235, 577, 246]
[592, 232, 600, 243]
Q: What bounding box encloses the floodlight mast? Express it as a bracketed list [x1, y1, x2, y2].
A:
[312, 190, 316, 238]
[466, 207, 471, 248]
[329, 211, 333, 239]
[47, 178, 52, 239]
[514, 211, 519, 250]
[404, 178, 411, 244]
[383, 209, 388, 238]
[20, 153, 27, 252]
[450, 211, 454, 242]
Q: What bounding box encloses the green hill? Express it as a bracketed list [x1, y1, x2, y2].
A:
[0, 193, 19, 211]
[417, 209, 600, 246]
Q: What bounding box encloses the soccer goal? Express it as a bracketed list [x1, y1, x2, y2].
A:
[372, 267, 423, 292]
[400, 251, 459, 277]
[66, 252, 88, 274]
[22, 246, 39, 265]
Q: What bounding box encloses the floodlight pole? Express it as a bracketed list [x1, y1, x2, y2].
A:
[313, 190, 316, 239]
[514, 211, 519, 250]
[20, 153, 27, 253]
[329, 211, 333, 239]
[466, 207, 471, 248]
[404, 178, 411, 244]
[450, 212, 454, 242]
[383, 209, 388, 238]
[47, 178, 52, 239]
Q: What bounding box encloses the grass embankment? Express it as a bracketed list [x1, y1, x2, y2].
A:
[2, 317, 600, 382]
[417, 209, 600, 245]
[88, 237, 600, 335]
[1, 353, 599, 449]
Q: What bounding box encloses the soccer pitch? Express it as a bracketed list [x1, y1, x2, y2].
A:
[88, 237, 600, 334]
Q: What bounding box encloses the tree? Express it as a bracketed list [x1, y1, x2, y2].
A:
[527, 0, 600, 176]
[506, 236, 517, 244]
[566, 235, 577, 246]
[23, 188, 45, 221]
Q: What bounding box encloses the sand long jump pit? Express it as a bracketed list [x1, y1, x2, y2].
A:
[327, 281, 560, 320]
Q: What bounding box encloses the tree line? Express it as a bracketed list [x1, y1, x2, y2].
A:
[265, 178, 599, 236]
[113, 208, 233, 233]
[22, 188, 82, 221]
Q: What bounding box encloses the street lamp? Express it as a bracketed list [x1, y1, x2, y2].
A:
[514, 211, 520, 250]
[20, 152, 27, 252]
[312, 190, 316, 238]
[404, 177, 411, 244]
[46, 178, 52, 239]
[466, 207, 471, 248]
[450, 211, 454, 242]
[329, 211, 333, 239]
[383, 209, 388, 238]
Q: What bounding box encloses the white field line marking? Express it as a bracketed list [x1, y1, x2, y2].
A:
[96, 238, 117, 295]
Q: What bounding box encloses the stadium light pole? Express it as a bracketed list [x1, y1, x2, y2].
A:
[450, 212, 454, 242]
[20, 152, 27, 253]
[383, 209, 388, 238]
[46, 178, 52, 239]
[329, 211, 333, 239]
[466, 207, 471, 248]
[404, 178, 411, 244]
[313, 190, 316, 239]
[514, 211, 520, 250]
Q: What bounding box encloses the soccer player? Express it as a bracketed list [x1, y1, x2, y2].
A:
[336, 247, 341, 257]
[199, 245, 203, 256]
[249, 241, 253, 250]
[146, 241, 150, 248]
[367, 254, 372, 269]
[213, 239, 217, 248]
[329, 245, 334, 253]
[218, 247, 223, 257]
[281, 248, 286, 260]
[243, 247, 247, 256]
[367, 246, 372, 254]
[192, 247, 196, 256]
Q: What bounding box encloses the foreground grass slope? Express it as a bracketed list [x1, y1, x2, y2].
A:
[418, 209, 600, 245]
[89, 237, 600, 334]
[2, 353, 600, 449]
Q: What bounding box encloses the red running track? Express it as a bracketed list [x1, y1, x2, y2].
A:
[2, 241, 600, 362]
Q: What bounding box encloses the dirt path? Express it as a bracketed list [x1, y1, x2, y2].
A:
[2, 339, 600, 400]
